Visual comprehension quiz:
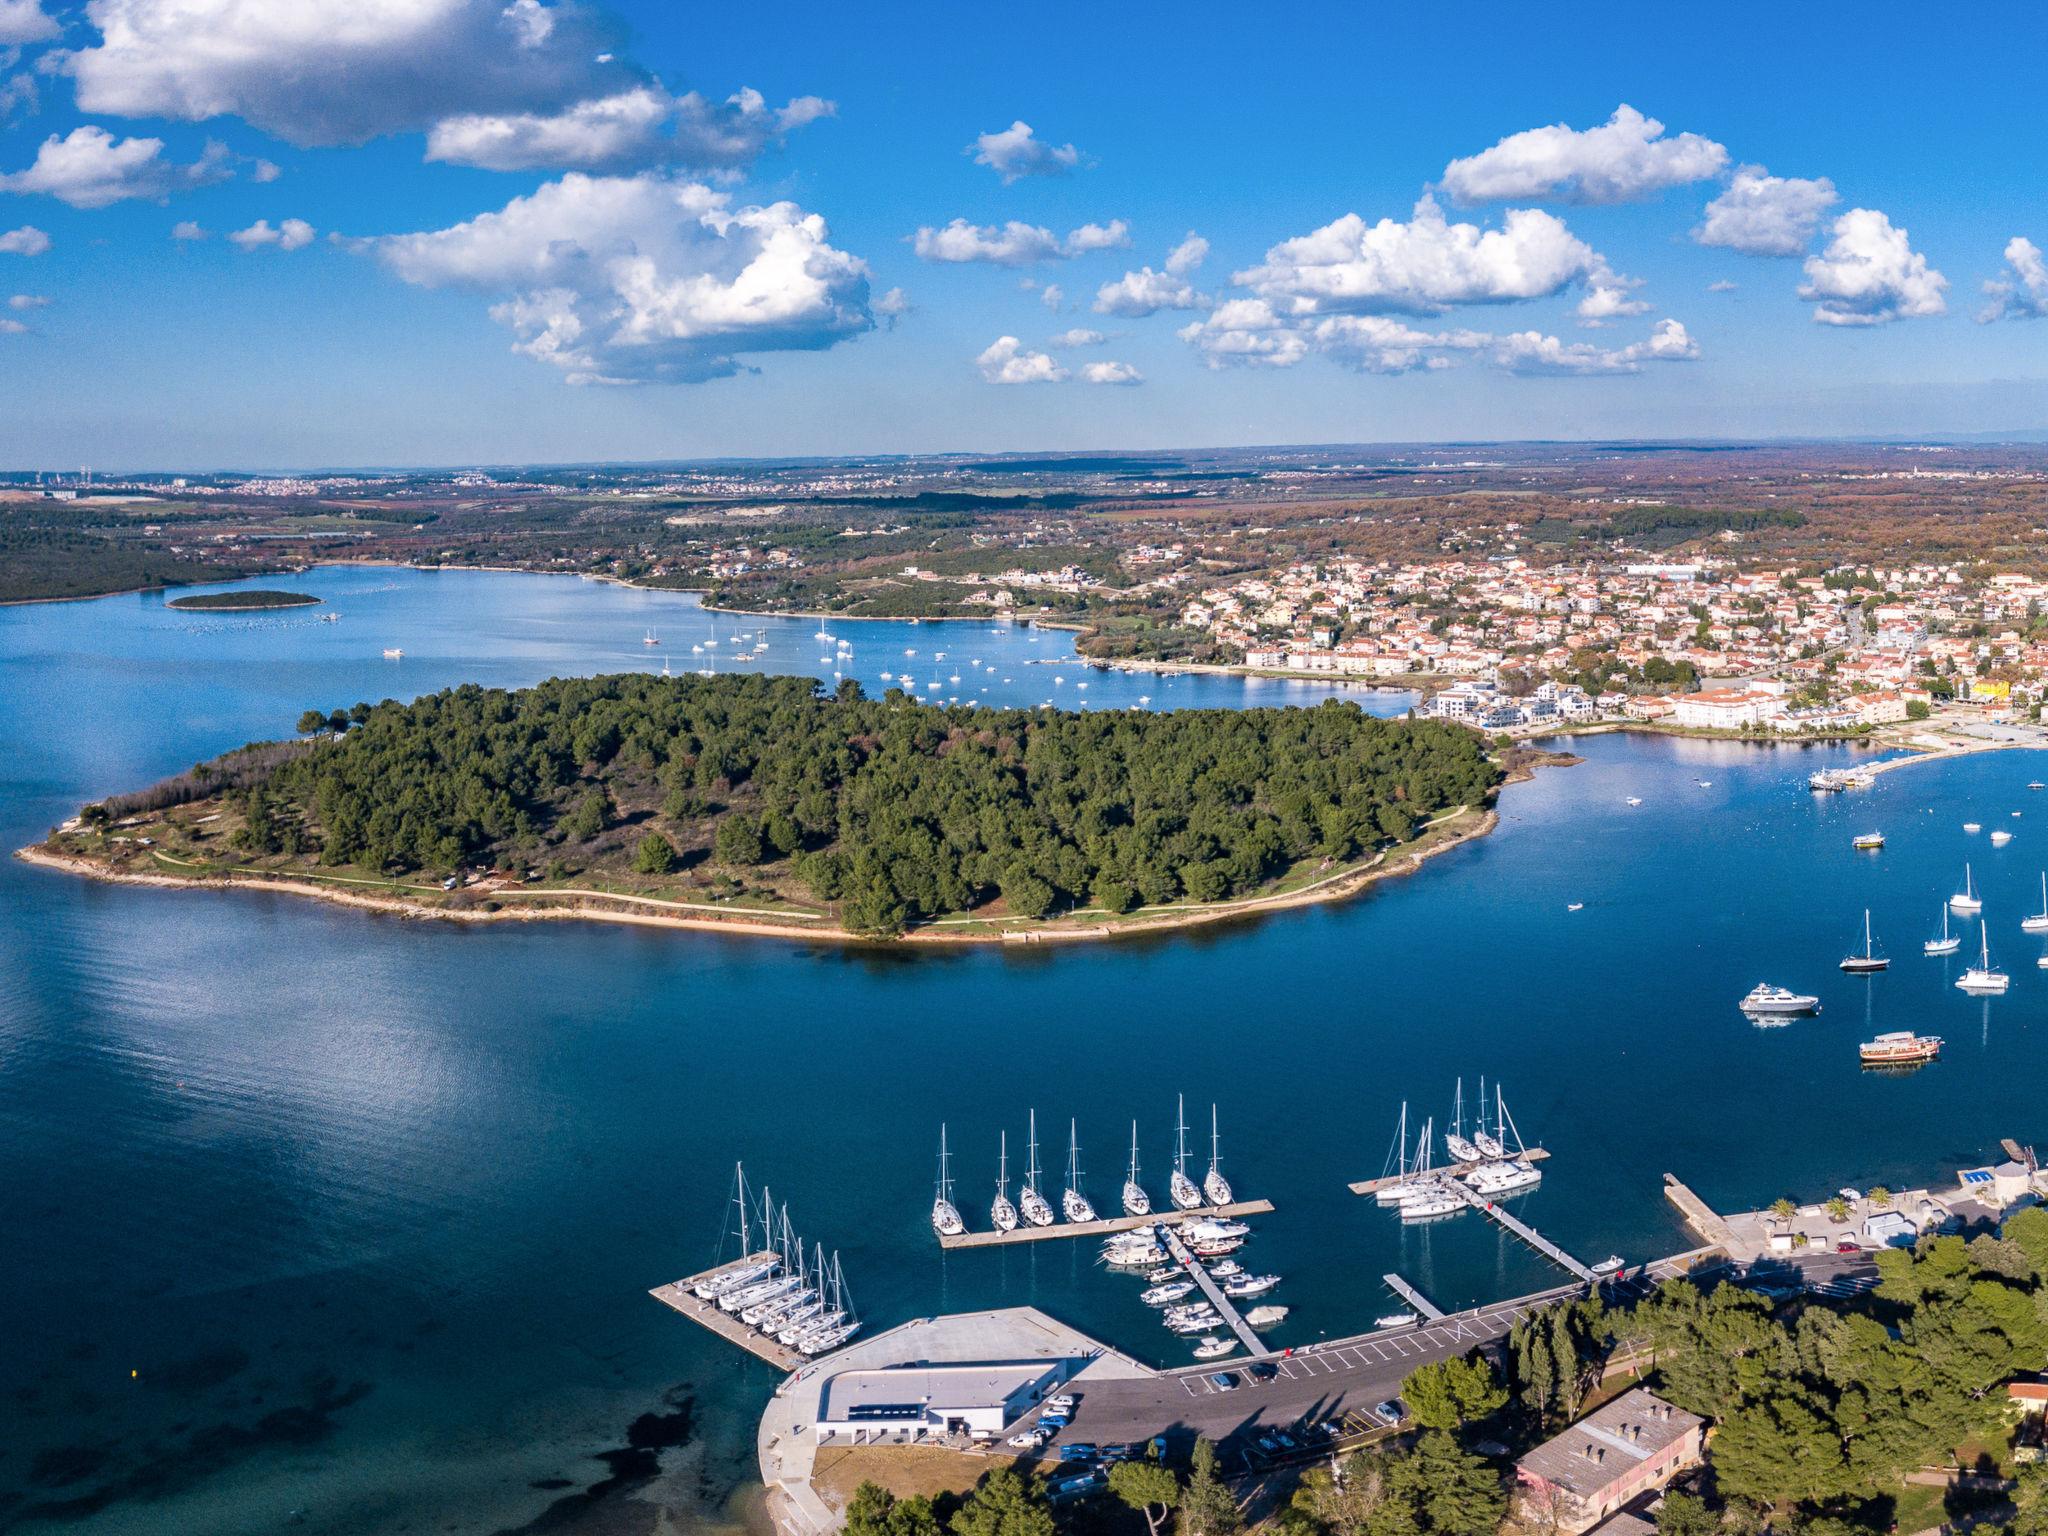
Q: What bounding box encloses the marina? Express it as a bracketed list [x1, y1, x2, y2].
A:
[1159, 1224, 1267, 1355]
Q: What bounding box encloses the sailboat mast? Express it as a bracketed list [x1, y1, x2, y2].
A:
[1209, 1104, 1221, 1175]
[1176, 1093, 1189, 1175]
[998, 1131, 1009, 1195]
[734, 1162, 751, 1256]
[1129, 1120, 1140, 1182]
[1027, 1110, 1040, 1193]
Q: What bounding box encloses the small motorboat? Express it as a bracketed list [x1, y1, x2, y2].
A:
[1965, 821, 1983, 834]
[1566, 902, 1584, 912]
[1992, 829, 2014, 847]
[1625, 796, 1642, 807]
[1852, 831, 1884, 850]
[1590, 1256, 1626, 1277]
[1193, 1337, 1237, 1360]
[1375, 1311, 1418, 1329]
[1141, 1280, 1196, 1306]
[1223, 1273, 1281, 1299]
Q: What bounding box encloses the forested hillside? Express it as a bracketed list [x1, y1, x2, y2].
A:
[81, 673, 1499, 936]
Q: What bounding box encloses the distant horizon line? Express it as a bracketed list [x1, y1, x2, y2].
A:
[7, 430, 2048, 481]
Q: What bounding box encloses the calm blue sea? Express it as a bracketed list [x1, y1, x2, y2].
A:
[2, 567, 2042, 1535]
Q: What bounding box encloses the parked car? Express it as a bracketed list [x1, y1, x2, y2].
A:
[1046, 1470, 1104, 1503]
[1836, 1241, 1861, 1254]
[1374, 1399, 1404, 1422]
[1100, 1443, 1138, 1464]
[1037, 1413, 1069, 1431]
[1247, 1362, 1278, 1383]
[1007, 1427, 1050, 1449]
[1057, 1444, 1099, 1463]
[1208, 1372, 1240, 1392]
[1044, 1394, 1077, 1413]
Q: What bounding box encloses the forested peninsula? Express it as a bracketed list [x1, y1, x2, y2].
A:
[26, 673, 1501, 942]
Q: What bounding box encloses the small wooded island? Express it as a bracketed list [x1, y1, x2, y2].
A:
[26, 673, 1501, 942]
[167, 590, 322, 611]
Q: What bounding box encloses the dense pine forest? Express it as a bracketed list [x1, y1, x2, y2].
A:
[86, 673, 1499, 936]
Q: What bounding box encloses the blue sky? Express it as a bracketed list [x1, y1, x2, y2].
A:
[3, 0, 2047, 469]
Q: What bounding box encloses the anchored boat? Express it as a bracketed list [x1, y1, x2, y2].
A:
[1852, 831, 1885, 850]
[1840, 909, 1889, 973]
[1951, 863, 1983, 914]
[2024, 873, 2048, 934]
[1740, 983, 1821, 1018]
[1926, 903, 1963, 956]
[1860, 1030, 1942, 1067]
[1957, 922, 2010, 994]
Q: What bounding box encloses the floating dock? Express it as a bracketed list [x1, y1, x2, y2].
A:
[1160, 1224, 1266, 1355]
[1445, 1180, 1595, 1280]
[937, 1198, 1274, 1250]
[651, 1251, 806, 1371]
[1348, 1147, 1549, 1197]
[1382, 1272, 1445, 1321]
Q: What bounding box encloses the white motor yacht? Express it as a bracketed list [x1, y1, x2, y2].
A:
[1739, 983, 1821, 1016]
[1193, 1337, 1237, 1360]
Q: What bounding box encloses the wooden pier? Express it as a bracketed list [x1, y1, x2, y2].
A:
[650, 1251, 806, 1371]
[1161, 1225, 1267, 1356]
[1382, 1272, 1445, 1321]
[936, 1198, 1274, 1250]
[1348, 1148, 1549, 1197]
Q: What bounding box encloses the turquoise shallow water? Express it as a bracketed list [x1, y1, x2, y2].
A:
[3, 567, 2045, 1534]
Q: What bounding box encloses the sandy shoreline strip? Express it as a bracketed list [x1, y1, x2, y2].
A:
[15, 806, 1497, 949]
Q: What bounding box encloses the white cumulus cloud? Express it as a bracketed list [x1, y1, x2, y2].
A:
[230, 216, 315, 250]
[66, 0, 634, 147]
[1050, 328, 1103, 346]
[912, 218, 1128, 266]
[0, 125, 230, 207]
[1491, 317, 1698, 374]
[0, 224, 51, 254]
[0, 0, 58, 44]
[1798, 208, 1947, 326]
[1440, 105, 1727, 205]
[1164, 233, 1208, 276]
[872, 285, 910, 327]
[975, 334, 1065, 384]
[1695, 165, 1838, 257]
[1094, 264, 1204, 317]
[969, 120, 1080, 183]
[8, 291, 48, 308]
[426, 85, 832, 173]
[1979, 236, 2048, 322]
[1236, 195, 1601, 315]
[170, 219, 207, 240]
[1576, 265, 1650, 325]
[1081, 359, 1141, 385]
[370, 172, 873, 384]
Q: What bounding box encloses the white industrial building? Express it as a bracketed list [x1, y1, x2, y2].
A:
[813, 1361, 1063, 1444]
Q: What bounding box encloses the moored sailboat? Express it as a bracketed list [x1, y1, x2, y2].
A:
[991, 1131, 1019, 1233]
[1839, 909, 1889, 972]
[1925, 902, 1962, 956]
[1443, 1078, 1482, 1165]
[1203, 1104, 1232, 1206]
[931, 1125, 966, 1238]
[1019, 1111, 1055, 1227]
[1121, 1121, 1151, 1217]
[1169, 1094, 1202, 1211]
[2024, 873, 2048, 934]
[1956, 921, 2010, 994]
[1062, 1120, 1097, 1223]
[1950, 863, 1983, 914]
